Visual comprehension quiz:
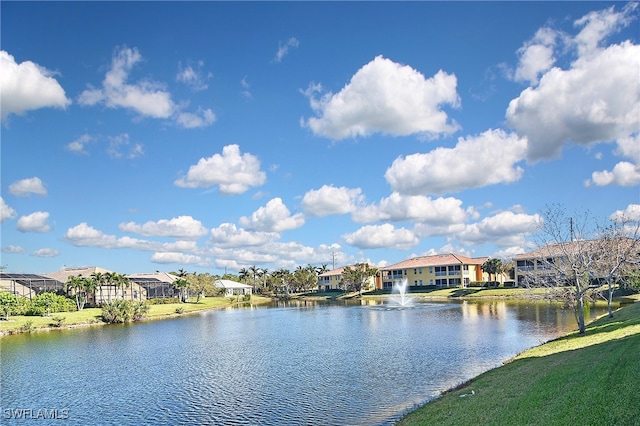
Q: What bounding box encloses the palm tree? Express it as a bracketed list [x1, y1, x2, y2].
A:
[249, 265, 261, 293]
[91, 271, 106, 304]
[482, 258, 504, 285]
[173, 278, 189, 303]
[238, 268, 250, 284]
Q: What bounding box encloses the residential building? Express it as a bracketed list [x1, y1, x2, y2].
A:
[128, 272, 179, 299]
[379, 254, 489, 289]
[45, 267, 147, 304]
[214, 279, 253, 297]
[317, 264, 380, 292]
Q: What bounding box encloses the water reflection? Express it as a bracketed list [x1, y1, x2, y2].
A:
[1, 300, 609, 426]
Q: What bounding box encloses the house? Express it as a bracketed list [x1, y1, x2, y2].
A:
[128, 272, 179, 299]
[44, 267, 147, 304]
[214, 279, 252, 297]
[379, 254, 489, 289]
[0, 272, 62, 299]
[317, 264, 380, 291]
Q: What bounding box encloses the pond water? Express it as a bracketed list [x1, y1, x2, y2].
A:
[1, 300, 605, 425]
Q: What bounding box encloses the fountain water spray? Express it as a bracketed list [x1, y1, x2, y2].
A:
[390, 278, 414, 307]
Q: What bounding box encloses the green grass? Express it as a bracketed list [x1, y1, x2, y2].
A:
[396, 302, 640, 426]
[0, 295, 273, 335]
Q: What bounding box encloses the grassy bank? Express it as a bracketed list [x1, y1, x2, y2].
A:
[0, 295, 272, 335]
[396, 302, 640, 425]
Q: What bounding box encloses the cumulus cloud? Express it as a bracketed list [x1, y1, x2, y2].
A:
[301, 185, 364, 217]
[343, 223, 419, 250]
[32, 248, 59, 257]
[0, 50, 71, 122]
[513, 27, 559, 84]
[610, 204, 640, 222]
[455, 210, 542, 247]
[119, 215, 208, 239]
[210, 223, 279, 248]
[239, 198, 305, 232]
[302, 55, 460, 140]
[17, 211, 51, 233]
[352, 193, 469, 225]
[585, 134, 640, 187]
[9, 177, 47, 197]
[0, 197, 17, 223]
[506, 4, 639, 161]
[174, 144, 266, 194]
[78, 46, 215, 128]
[274, 37, 299, 63]
[385, 129, 527, 195]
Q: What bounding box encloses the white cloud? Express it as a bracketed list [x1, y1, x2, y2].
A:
[352, 193, 469, 225]
[66, 134, 94, 155]
[78, 46, 175, 118]
[107, 134, 144, 159]
[506, 4, 640, 161]
[17, 211, 51, 233]
[610, 204, 640, 222]
[343, 223, 418, 250]
[385, 129, 527, 195]
[274, 37, 299, 63]
[514, 27, 559, 84]
[455, 211, 542, 247]
[239, 198, 305, 232]
[78, 46, 215, 128]
[119, 215, 208, 239]
[2, 245, 25, 254]
[210, 223, 279, 248]
[32, 248, 59, 257]
[0, 197, 17, 223]
[301, 185, 364, 217]
[175, 108, 216, 128]
[174, 144, 266, 194]
[241, 76, 252, 98]
[302, 55, 460, 140]
[0, 50, 71, 122]
[176, 61, 211, 91]
[586, 161, 640, 187]
[9, 177, 47, 197]
[150, 252, 208, 266]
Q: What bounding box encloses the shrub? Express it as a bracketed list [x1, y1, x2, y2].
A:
[50, 316, 65, 328]
[243, 293, 252, 302]
[27, 292, 76, 316]
[20, 320, 34, 333]
[102, 300, 150, 324]
[147, 297, 179, 305]
[175, 307, 184, 314]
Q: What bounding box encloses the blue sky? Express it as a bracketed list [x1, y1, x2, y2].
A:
[1, 2, 639, 275]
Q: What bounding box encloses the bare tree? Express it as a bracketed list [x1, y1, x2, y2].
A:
[592, 214, 640, 318]
[524, 205, 600, 335]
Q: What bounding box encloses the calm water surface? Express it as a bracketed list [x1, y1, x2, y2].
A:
[1, 300, 604, 425]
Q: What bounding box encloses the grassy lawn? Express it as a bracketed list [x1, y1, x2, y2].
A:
[396, 302, 640, 426]
[0, 295, 273, 335]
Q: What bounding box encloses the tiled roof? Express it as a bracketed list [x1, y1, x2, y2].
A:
[128, 272, 179, 283]
[44, 266, 114, 283]
[318, 263, 377, 277]
[380, 254, 488, 270]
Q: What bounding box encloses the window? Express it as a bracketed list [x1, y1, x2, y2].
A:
[435, 266, 447, 276]
[429, 267, 433, 273]
[419, 268, 422, 274]
[448, 265, 461, 275]
[414, 269, 417, 274]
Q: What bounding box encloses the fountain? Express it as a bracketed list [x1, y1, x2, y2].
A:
[390, 278, 414, 307]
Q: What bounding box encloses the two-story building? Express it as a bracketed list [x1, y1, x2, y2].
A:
[318, 264, 380, 292]
[379, 254, 489, 289]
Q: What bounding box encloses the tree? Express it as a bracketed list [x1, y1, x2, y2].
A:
[592, 214, 640, 318]
[342, 263, 379, 296]
[248, 265, 261, 293]
[524, 205, 600, 335]
[91, 271, 106, 304]
[482, 258, 504, 284]
[66, 275, 95, 311]
[238, 268, 250, 284]
[173, 278, 189, 303]
[0, 292, 19, 320]
[186, 273, 215, 303]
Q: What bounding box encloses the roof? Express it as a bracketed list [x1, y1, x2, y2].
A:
[514, 238, 639, 260]
[44, 266, 114, 283]
[318, 263, 376, 277]
[380, 254, 489, 271]
[214, 279, 252, 289]
[128, 272, 179, 284]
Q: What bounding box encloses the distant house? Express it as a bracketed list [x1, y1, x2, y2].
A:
[379, 254, 489, 289]
[317, 264, 379, 292]
[45, 267, 147, 304]
[214, 279, 252, 297]
[128, 272, 179, 299]
[0, 272, 62, 300]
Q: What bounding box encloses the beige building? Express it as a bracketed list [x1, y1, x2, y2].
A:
[45, 267, 147, 304]
[380, 254, 489, 289]
[317, 264, 380, 292]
